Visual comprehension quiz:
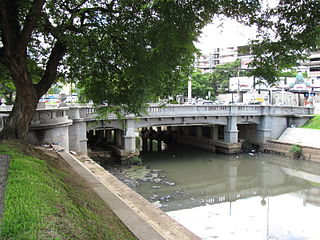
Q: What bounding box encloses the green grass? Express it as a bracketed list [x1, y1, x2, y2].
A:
[0, 141, 136, 240]
[301, 114, 320, 130]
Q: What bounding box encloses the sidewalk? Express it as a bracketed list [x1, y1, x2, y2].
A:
[51, 145, 200, 240]
[278, 128, 320, 148]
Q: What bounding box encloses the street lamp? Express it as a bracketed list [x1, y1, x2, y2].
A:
[188, 76, 192, 103]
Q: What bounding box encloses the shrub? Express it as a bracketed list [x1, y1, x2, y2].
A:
[289, 144, 302, 159]
[128, 156, 143, 166]
[241, 139, 257, 152]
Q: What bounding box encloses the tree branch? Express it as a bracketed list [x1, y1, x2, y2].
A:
[35, 41, 67, 97]
[19, 0, 45, 52]
[0, 0, 20, 56]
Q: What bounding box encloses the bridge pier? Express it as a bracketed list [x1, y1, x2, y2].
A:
[106, 129, 114, 143]
[211, 125, 219, 140]
[224, 117, 238, 143]
[114, 129, 122, 147]
[156, 126, 162, 151]
[123, 120, 136, 153]
[195, 126, 203, 137]
[256, 116, 271, 146]
[27, 108, 72, 152]
[68, 107, 87, 154]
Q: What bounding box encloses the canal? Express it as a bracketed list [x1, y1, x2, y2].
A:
[107, 146, 320, 239]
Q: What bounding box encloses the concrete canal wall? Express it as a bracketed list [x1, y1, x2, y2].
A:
[265, 128, 320, 163]
[51, 145, 200, 240]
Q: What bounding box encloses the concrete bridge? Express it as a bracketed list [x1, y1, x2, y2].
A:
[0, 104, 314, 159]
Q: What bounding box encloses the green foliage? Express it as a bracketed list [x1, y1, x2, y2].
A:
[241, 139, 255, 152]
[289, 144, 302, 159]
[187, 71, 213, 99]
[0, 142, 136, 239]
[209, 59, 247, 95]
[0, 0, 262, 139]
[178, 59, 245, 99]
[6, 0, 259, 116]
[128, 156, 143, 166]
[0, 59, 47, 104]
[0, 64, 15, 104]
[47, 84, 63, 95]
[301, 115, 320, 130]
[250, 1, 320, 83]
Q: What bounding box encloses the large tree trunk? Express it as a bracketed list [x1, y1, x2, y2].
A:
[0, 0, 66, 141]
[0, 84, 39, 140]
[0, 42, 66, 141]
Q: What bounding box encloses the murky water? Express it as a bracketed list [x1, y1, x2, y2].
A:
[132, 147, 320, 240]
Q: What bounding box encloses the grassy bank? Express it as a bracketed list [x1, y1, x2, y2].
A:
[0, 141, 136, 240]
[301, 114, 320, 130]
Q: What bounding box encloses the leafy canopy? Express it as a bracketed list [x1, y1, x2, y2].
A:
[250, 0, 320, 82]
[179, 59, 247, 100]
[0, 0, 261, 115]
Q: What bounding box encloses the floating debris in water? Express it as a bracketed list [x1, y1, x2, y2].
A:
[152, 201, 162, 208]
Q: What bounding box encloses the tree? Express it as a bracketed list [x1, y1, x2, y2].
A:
[208, 59, 246, 96]
[250, 0, 320, 82]
[183, 60, 246, 100]
[0, 0, 261, 141]
[0, 63, 15, 105]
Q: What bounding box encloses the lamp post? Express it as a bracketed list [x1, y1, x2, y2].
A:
[188, 76, 192, 103]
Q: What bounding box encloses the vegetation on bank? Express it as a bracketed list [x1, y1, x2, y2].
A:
[288, 144, 303, 159]
[0, 141, 136, 240]
[301, 115, 320, 130]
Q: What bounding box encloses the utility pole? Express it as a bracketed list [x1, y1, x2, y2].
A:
[188, 76, 192, 103]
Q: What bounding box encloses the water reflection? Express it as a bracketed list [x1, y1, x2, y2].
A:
[134, 147, 320, 239]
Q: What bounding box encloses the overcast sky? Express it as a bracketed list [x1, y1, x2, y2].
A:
[195, 19, 258, 54]
[196, 0, 279, 54]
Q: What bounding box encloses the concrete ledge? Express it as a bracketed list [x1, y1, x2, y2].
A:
[29, 120, 73, 130]
[106, 144, 140, 162]
[266, 140, 320, 163]
[51, 145, 200, 240]
[177, 135, 241, 154]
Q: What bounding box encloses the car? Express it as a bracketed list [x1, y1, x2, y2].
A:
[198, 100, 214, 105]
[66, 95, 78, 103]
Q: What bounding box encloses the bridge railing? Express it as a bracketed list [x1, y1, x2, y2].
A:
[0, 104, 314, 129]
[79, 104, 314, 119]
[31, 107, 70, 126]
[146, 104, 263, 117]
[268, 106, 314, 115]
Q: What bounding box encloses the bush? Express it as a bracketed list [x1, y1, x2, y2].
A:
[128, 156, 143, 166]
[241, 140, 257, 152]
[289, 144, 302, 159]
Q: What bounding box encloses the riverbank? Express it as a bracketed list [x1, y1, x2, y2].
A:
[302, 114, 320, 129]
[265, 115, 320, 162]
[0, 141, 136, 240]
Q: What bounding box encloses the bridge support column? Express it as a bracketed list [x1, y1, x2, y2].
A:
[156, 127, 162, 151]
[224, 117, 238, 143]
[211, 125, 218, 140]
[256, 116, 271, 145]
[106, 129, 113, 143]
[123, 120, 136, 153]
[68, 107, 87, 154]
[195, 126, 202, 137]
[115, 129, 122, 147]
[182, 126, 190, 135]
